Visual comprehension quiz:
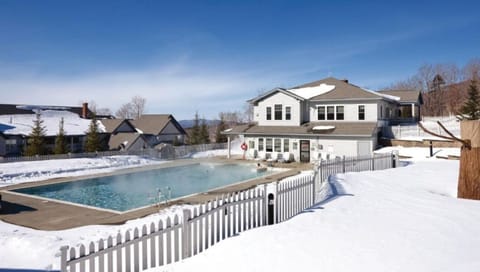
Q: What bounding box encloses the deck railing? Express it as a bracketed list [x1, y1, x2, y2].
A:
[59, 152, 397, 272]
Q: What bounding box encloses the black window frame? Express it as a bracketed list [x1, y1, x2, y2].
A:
[358, 105, 365, 120]
[327, 106, 335, 120]
[336, 106, 344, 120]
[266, 107, 272, 120]
[285, 106, 291, 120]
[317, 106, 325, 120]
[274, 104, 282, 120]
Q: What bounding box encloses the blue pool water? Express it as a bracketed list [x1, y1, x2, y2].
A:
[14, 163, 269, 212]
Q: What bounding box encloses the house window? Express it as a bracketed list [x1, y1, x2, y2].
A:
[317, 106, 325, 120]
[258, 138, 264, 151]
[285, 106, 291, 120]
[266, 138, 273, 152]
[358, 105, 365, 120]
[293, 142, 298, 150]
[274, 138, 282, 152]
[327, 106, 335, 120]
[380, 106, 383, 118]
[266, 107, 272, 120]
[336, 106, 344, 120]
[274, 104, 282, 120]
[283, 139, 289, 152]
[248, 140, 255, 149]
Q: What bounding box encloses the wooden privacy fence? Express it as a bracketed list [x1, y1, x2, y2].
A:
[59, 152, 397, 272]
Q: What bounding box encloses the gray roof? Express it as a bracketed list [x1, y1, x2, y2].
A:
[293, 77, 390, 101]
[247, 88, 305, 104]
[377, 90, 423, 104]
[224, 122, 377, 137]
[100, 119, 136, 133]
[131, 114, 186, 135]
[108, 133, 144, 150]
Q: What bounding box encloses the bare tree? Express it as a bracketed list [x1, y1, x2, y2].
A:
[115, 95, 147, 119]
[115, 103, 134, 119]
[463, 58, 480, 81]
[130, 95, 146, 119]
[80, 100, 112, 116]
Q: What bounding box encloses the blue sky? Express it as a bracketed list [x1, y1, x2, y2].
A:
[0, 0, 479, 120]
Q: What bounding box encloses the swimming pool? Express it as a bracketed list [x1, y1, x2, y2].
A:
[13, 163, 270, 212]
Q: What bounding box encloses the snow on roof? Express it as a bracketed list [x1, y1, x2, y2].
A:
[288, 83, 335, 99]
[362, 87, 400, 101]
[312, 125, 335, 131]
[0, 110, 105, 136]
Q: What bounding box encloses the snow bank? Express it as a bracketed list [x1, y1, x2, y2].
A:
[0, 156, 165, 187]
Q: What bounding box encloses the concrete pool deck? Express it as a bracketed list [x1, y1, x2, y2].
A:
[0, 157, 312, 230]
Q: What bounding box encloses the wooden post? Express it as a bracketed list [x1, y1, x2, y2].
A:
[458, 120, 480, 200]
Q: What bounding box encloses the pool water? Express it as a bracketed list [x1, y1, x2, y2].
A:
[14, 163, 269, 212]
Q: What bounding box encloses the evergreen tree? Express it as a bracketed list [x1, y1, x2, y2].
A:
[200, 118, 210, 144]
[54, 117, 68, 154]
[25, 113, 47, 156]
[189, 111, 201, 145]
[215, 114, 228, 143]
[85, 115, 100, 152]
[460, 80, 480, 120]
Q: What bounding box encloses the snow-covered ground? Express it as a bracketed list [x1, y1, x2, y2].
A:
[2, 146, 478, 272]
[389, 116, 461, 141]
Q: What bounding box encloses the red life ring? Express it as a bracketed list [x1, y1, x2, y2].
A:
[241, 142, 248, 151]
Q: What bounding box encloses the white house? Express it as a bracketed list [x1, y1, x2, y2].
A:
[224, 77, 422, 162]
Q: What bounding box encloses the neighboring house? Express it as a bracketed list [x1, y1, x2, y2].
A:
[377, 89, 423, 123]
[131, 114, 186, 146]
[224, 77, 422, 162]
[0, 108, 100, 156]
[99, 119, 148, 151]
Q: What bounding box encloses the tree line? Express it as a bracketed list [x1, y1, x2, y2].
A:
[386, 58, 480, 116]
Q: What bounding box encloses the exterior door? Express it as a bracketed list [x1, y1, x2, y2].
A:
[300, 140, 310, 162]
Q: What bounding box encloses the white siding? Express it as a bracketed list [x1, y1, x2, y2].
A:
[309, 102, 378, 122]
[253, 92, 301, 126]
[244, 135, 374, 162]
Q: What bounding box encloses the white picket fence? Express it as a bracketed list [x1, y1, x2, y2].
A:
[59, 152, 397, 272]
[316, 153, 397, 184]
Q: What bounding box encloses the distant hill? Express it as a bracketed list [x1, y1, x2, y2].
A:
[179, 119, 220, 129]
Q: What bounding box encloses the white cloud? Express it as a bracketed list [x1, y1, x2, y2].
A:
[0, 60, 282, 120]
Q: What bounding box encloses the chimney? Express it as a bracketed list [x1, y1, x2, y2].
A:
[82, 102, 88, 119]
[342, 79, 349, 84]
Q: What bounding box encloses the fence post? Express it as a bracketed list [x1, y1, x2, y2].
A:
[60, 246, 69, 272]
[342, 155, 346, 173]
[274, 181, 279, 224]
[182, 209, 191, 259]
[319, 160, 323, 184]
[312, 168, 316, 205]
[263, 183, 268, 226]
[371, 154, 375, 171]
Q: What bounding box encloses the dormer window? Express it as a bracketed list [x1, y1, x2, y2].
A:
[274, 104, 282, 120]
[266, 107, 272, 120]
